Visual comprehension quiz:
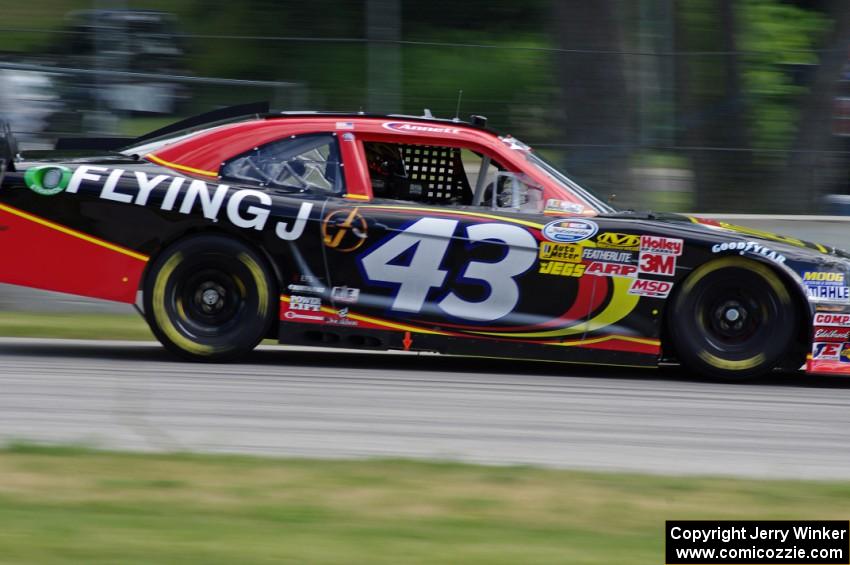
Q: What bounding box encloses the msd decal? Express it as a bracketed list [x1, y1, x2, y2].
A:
[64, 165, 313, 241]
[813, 313, 850, 326]
[628, 279, 672, 298]
[382, 122, 461, 135]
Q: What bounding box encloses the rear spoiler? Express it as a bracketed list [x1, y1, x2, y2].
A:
[54, 101, 270, 152]
[0, 120, 18, 176]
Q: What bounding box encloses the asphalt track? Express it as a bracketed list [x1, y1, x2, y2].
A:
[2, 337, 850, 479]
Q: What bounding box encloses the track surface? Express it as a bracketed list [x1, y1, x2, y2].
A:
[2, 338, 850, 479]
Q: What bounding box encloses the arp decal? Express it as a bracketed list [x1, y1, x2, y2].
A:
[322, 208, 368, 252]
[585, 262, 637, 278]
[542, 218, 598, 243]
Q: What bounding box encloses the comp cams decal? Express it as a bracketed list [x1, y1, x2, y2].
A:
[62, 165, 313, 241]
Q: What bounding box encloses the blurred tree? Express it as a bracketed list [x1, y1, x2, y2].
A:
[551, 0, 636, 202]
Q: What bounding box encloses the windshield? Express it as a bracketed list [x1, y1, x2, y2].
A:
[524, 151, 617, 214]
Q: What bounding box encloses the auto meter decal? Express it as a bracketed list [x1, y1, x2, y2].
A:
[542, 218, 598, 243]
[57, 165, 314, 241]
[382, 122, 461, 135]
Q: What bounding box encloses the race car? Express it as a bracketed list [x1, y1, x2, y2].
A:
[1, 102, 849, 380]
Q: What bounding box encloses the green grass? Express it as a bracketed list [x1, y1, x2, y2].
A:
[0, 311, 151, 340]
[0, 444, 847, 564]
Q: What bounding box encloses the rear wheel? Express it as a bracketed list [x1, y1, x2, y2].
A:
[668, 257, 797, 380]
[143, 234, 276, 361]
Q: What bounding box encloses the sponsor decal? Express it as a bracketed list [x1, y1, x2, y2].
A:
[287, 284, 326, 294]
[63, 165, 313, 241]
[842, 344, 850, 363]
[803, 272, 849, 302]
[541, 218, 598, 243]
[24, 165, 73, 196]
[298, 274, 322, 284]
[813, 313, 850, 326]
[814, 328, 850, 341]
[544, 199, 585, 214]
[581, 248, 636, 264]
[813, 342, 841, 360]
[596, 232, 640, 250]
[336, 121, 355, 130]
[499, 136, 531, 151]
[284, 311, 324, 321]
[711, 241, 786, 264]
[539, 261, 585, 277]
[289, 295, 322, 312]
[585, 262, 637, 278]
[331, 286, 360, 304]
[640, 235, 683, 256]
[325, 306, 358, 326]
[638, 251, 677, 276]
[382, 122, 461, 135]
[322, 208, 368, 252]
[628, 279, 673, 298]
[539, 242, 583, 263]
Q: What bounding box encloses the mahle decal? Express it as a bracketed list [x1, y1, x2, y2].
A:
[24, 165, 72, 196]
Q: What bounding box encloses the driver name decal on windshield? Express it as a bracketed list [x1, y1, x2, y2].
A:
[63, 165, 313, 241]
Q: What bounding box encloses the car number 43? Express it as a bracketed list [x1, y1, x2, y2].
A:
[360, 218, 537, 321]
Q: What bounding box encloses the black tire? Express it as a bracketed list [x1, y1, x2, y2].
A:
[668, 257, 797, 380]
[143, 234, 276, 362]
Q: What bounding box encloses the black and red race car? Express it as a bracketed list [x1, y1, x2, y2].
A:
[1, 102, 849, 379]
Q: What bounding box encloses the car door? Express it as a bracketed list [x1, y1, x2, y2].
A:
[318, 137, 599, 346]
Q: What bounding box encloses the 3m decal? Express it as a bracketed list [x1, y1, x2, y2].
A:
[638, 252, 676, 276]
[542, 219, 598, 243]
[596, 232, 640, 250]
[24, 165, 72, 196]
[360, 218, 536, 321]
[382, 122, 461, 135]
[640, 235, 683, 256]
[711, 241, 786, 264]
[63, 165, 312, 241]
[628, 279, 673, 298]
[322, 208, 368, 252]
[539, 241, 582, 263]
[814, 313, 850, 326]
[585, 262, 637, 278]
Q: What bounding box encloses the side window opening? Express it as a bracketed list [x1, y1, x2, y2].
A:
[364, 141, 544, 213]
[220, 133, 344, 193]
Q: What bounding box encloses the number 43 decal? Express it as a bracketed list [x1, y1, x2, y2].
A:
[360, 218, 537, 321]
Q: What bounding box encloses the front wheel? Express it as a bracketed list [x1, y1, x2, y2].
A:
[668, 257, 798, 380]
[143, 234, 276, 362]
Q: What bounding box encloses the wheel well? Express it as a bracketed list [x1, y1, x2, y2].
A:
[659, 257, 810, 368]
[137, 226, 289, 330]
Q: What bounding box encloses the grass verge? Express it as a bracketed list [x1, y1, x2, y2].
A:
[0, 444, 848, 564]
[0, 312, 152, 340]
